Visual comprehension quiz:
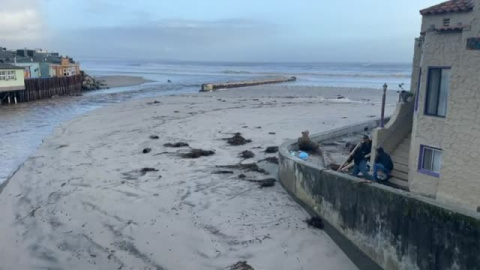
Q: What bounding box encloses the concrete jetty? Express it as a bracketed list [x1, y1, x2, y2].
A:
[200, 76, 296, 92]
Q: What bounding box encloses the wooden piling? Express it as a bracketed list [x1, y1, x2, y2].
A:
[2, 75, 83, 104]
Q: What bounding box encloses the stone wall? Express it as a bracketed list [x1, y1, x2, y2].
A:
[279, 130, 480, 270]
[410, 1, 480, 210]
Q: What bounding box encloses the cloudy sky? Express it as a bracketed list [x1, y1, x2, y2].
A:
[0, 0, 441, 62]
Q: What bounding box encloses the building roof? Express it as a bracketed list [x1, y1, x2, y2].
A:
[420, 0, 474, 15]
[0, 63, 25, 70]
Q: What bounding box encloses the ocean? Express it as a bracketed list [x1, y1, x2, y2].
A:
[81, 59, 412, 90]
[0, 60, 411, 185]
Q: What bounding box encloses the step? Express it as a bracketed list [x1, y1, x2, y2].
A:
[387, 177, 409, 191]
[391, 169, 408, 181]
[392, 156, 409, 166]
[392, 150, 409, 160]
[396, 143, 411, 153]
[393, 163, 409, 174]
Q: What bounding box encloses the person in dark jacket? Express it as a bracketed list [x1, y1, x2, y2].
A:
[373, 147, 394, 181]
[347, 135, 372, 178]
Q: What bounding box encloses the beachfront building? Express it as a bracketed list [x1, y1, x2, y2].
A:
[3, 48, 81, 78]
[371, 0, 480, 211]
[15, 62, 41, 79]
[51, 57, 80, 77]
[0, 63, 25, 95]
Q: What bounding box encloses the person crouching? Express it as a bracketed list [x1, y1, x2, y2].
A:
[373, 147, 394, 181]
[346, 135, 372, 179]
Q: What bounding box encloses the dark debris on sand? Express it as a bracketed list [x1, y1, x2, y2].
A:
[140, 168, 159, 175]
[181, 149, 215, 159]
[328, 163, 341, 171]
[305, 217, 324, 230]
[246, 178, 276, 188]
[261, 156, 279, 164]
[212, 171, 234, 174]
[225, 133, 252, 146]
[216, 163, 268, 175]
[164, 142, 189, 148]
[239, 150, 255, 159]
[229, 261, 255, 270]
[142, 148, 152, 154]
[149, 135, 159, 140]
[265, 146, 279, 154]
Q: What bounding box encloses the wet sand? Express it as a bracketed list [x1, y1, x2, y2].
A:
[0, 85, 396, 270]
[98, 75, 154, 88]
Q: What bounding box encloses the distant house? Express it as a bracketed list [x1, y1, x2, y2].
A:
[12, 49, 80, 78]
[371, 0, 480, 211]
[15, 62, 41, 79]
[53, 57, 80, 77]
[0, 48, 15, 63]
[0, 63, 25, 93]
[39, 62, 57, 78]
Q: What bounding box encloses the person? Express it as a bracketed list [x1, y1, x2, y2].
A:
[346, 135, 372, 179]
[373, 147, 394, 181]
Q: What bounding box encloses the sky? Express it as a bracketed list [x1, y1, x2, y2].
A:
[0, 0, 442, 63]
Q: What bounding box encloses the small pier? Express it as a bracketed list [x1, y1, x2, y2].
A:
[200, 76, 296, 92]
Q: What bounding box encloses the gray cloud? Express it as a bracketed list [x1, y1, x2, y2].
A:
[51, 19, 279, 61]
[0, 0, 46, 45]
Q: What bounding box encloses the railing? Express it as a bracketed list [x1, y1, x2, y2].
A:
[370, 92, 415, 168]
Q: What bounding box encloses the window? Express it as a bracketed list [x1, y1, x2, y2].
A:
[0, 70, 16, 81]
[7, 70, 16, 80]
[419, 145, 442, 177]
[425, 68, 450, 117]
[443, 18, 450, 26]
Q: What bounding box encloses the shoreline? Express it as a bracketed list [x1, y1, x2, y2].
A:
[0, 85, 395, 269]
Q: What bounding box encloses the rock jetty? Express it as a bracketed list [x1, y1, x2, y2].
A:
[200, 76, 296, 92]
[81, 73, 108, 91]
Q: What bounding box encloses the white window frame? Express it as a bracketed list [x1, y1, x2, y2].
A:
[419, 145, 442, 177]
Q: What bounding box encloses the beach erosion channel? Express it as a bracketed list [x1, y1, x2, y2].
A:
[0, 81, 398, 269]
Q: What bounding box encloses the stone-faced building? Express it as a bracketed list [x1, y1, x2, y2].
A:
[372, 0, 480, 211]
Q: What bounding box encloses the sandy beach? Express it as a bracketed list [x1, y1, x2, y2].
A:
[0, 84, 396, 270]
[99, 75, 154, 88]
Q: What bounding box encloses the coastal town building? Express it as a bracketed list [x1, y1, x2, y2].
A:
[0, 63, 25, 94]
[372, 0, 480, 211]
[15, 62, 41, 79]
[52, 57, 80, 77]
[0, 48, 80, 79]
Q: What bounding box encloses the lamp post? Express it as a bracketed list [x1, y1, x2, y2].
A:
[381, 83, 388, 128]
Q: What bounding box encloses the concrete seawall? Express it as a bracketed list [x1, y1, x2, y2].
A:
[200, 76, 296, 92]
[278, 120, 480, 270]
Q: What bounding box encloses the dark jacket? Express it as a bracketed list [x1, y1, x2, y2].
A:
[348, 141, 372, 165]
[375, 150, 394, 171]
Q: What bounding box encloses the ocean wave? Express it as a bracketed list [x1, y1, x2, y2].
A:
[221, 70, 410, 78]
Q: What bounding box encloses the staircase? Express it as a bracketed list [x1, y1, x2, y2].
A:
[389, 135, 411, 190]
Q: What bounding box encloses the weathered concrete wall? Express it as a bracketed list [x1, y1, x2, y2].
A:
[411, 2, 480, 209]
[279, 134, 480, 270]
[410, 38, 422, 94]
[371, 101, 414, 166]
